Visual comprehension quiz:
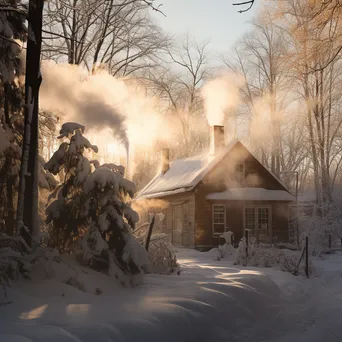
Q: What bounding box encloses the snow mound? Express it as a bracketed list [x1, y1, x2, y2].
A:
[0, 250, 286, 342]
[58, 122, 85, 139]
[147, 234, 180, 275]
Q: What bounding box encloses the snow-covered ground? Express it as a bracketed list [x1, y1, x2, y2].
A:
[177, 248, 342, 341]
[1, 247, 342, 342]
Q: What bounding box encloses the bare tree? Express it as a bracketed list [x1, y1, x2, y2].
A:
[42, 0, 168, 76]
[249, 0, 342, 205]
[223, 15, 290, 176]
[147, 36, 211, 157]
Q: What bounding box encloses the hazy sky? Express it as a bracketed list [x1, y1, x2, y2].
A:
[151, 0, 260, 55]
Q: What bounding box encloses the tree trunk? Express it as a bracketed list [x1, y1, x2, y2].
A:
[92, 0, 114, 74]
[3, 82, 15, 235]
[16, 0, 44, 246]
[4, 83, 10, 124]
[68, 0, 77, 64]
[6, 172, 15, 235]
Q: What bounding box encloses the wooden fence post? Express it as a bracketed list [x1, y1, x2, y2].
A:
[305, 236, 309, 278]
[256, 229, 259, 247]
[145, 215, 155, 251]
[329, 234, 332, 250]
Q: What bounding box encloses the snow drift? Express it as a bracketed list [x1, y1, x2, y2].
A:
[0, 250, 286, 342]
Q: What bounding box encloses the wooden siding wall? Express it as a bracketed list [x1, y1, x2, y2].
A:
[206, 142, 286, 191]
[135, 193, 196, 247]
[194, 142, 291, 247]
[272, 202, 290, 242]
[165, 193, 196, 247]
[194, 198, 290, 247]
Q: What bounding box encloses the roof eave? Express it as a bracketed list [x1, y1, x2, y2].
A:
[135, 185, 195, 201]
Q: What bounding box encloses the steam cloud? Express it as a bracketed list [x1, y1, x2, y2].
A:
[40, 61, 174, 158]
[201, 73, 243, 126]
[40, 62, 129, 150]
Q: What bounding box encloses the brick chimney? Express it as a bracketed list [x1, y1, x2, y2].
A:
[210, 125, 225, 156]
[161, 148, 170, 174]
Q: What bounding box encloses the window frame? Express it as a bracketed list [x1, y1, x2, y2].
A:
[244, 160, 258, 185]
[235, 162, 245, 185]
[212, 204, 226, 236]
[243, 205, 272, 237]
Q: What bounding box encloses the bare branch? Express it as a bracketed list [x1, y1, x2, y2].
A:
[143, 0, 166, 16]
[233, 0, 255, 13]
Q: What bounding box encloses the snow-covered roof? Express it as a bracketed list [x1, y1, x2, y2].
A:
[206, 188, 294, 201]
[136, 139, 290, 200]
[137, 140, 240, 199]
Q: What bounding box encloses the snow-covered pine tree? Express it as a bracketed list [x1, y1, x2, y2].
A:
[45, 122, 150, 284]
[0, 0, 27, 86]
[0, 117, 57, 236]
[0, 0, 27, 235]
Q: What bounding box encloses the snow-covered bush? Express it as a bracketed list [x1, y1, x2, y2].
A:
[216, 231, 235, 260]
[134, 219, 180, 275]
[233, 237, 315, 276]
[296, 203, 342, 256]
[0, 234, 33, 298]
[45, 122, 150, 283]
[234, 237, 248, 266]
[145, 234, 180, 275]
[234, 237, 270, 267]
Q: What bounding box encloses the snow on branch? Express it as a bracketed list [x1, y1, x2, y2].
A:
[57, 122, 85, 139]
[45, 122, 149, 284]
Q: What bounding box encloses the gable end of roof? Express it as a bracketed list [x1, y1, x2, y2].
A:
[135, 139, 292, 200]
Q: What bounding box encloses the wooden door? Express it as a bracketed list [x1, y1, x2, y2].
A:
[244, 206, 271, 242]
[172, 204, 183, 245]
[244, 207, 256, 234]
[256, 207, 271, 241]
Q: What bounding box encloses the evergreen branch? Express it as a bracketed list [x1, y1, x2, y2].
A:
[0, 6, 27, 15]
[0, 34, 23, 48]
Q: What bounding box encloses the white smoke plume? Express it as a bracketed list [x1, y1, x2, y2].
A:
[40, 62, 172, 155]
[40, 62, 128, 150]
[201, 73, 244, 126]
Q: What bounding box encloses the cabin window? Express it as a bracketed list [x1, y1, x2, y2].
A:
[245, 160, 257, 176]
[245, 160, 259, 185]
[235, 163, 245, 184]
[212, 204, 226, 235]
[244, 206, 271, 242]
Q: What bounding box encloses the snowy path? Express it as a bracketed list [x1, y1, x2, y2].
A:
[1, 249, 342, 342]
[176, 248, 342, 342]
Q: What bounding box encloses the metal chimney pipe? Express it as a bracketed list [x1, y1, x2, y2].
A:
[161, 148, 170, 174]
[210, 125, 225, 156]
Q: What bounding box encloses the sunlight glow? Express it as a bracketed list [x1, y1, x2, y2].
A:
[107, 143, 116, 155]
[237, 269, 263, 276]
[175, 258, 196, 264]
[66, 304, 91, 316]
[19, 304, 48, 320]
